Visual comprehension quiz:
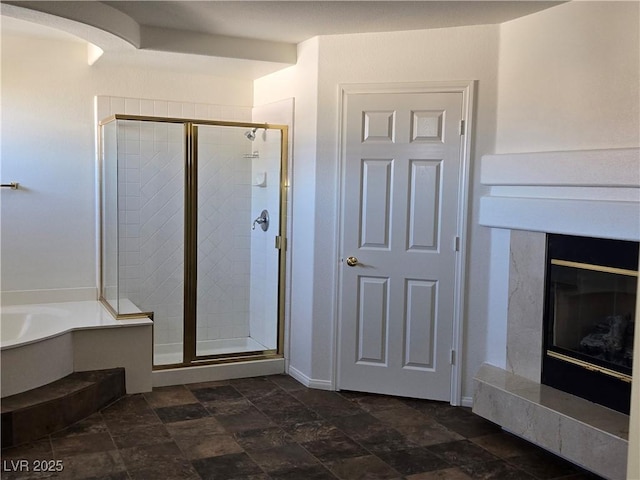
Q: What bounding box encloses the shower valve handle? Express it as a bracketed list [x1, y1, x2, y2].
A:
[252, 209, 269, 231]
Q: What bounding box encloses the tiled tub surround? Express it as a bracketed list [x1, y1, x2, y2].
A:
[475, 148, 640, 480]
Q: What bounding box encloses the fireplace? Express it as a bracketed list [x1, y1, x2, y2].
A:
[542, 234, 638, 414]
[475, 148, 639, 479]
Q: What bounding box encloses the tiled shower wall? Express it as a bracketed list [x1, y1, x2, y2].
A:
[249, 128, 282, 350]
[97, 96, 253, 348]
[117, 119, 185, 347]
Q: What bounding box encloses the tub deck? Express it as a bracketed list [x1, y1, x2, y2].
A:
[1, 301, 152, 397]
[1, 301, 151, 349]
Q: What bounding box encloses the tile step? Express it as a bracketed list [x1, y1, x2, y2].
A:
[1, 368, 125, 448]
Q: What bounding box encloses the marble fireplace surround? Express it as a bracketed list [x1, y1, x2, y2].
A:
[473, 148, 640, 480]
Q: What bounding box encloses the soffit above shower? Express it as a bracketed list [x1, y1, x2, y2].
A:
[1, 1, 564, 77]
[100, 1, 565, 44]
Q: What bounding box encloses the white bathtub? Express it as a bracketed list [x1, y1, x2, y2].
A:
[1, 301, 153, 397]
[2, 305, 78, 348]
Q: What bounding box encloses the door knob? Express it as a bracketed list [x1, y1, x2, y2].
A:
[346, 256, 359, 267]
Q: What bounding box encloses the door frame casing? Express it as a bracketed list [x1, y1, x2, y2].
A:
[334, 81, 475, 406]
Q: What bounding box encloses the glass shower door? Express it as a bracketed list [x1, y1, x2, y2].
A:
[194, 124, 282, 358]
[110, 119, 186, 366]
[101, 120, 118, 311]
[101, 115, 286, 368]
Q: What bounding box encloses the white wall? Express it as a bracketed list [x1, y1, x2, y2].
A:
[0, 31, 253, 296]
[257, 1, 640, 401]
[255, 38, 320, 384]
[1, 35, 95, 293]
[257, 25, 500, 395]
[496, 1, 640, 153]
[315, 27, 500, 397]
[485, 0, 640, 370]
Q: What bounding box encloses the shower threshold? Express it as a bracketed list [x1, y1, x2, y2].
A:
[154, 337, 270, 366]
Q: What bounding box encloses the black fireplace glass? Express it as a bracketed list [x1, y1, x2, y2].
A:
[548, 262, 636, 371]
[542, 234, 638, 414]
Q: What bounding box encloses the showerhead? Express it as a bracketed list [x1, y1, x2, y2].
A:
[244, 127, 258, 141]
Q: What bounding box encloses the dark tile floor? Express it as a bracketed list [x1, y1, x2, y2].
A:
[1, 375, 604, 480]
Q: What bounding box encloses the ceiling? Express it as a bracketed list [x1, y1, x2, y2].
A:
[101, 1, 563, 44]
[1, 1, 565, 78]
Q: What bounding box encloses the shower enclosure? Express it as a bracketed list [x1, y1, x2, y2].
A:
[99, 115, 287, 368]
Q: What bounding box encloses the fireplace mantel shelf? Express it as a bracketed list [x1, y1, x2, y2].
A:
[478, 148, 640, 241]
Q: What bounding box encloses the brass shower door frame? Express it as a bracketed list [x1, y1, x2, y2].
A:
[98, 114, 289, 369]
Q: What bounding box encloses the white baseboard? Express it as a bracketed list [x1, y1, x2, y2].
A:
[286, 365, 473, 403]
[287, 365, 333, 391]
[1, 287, 98, 306]
[153, 358, 285, 388]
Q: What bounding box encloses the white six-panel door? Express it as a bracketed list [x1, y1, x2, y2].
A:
[338, 89, 464, 401]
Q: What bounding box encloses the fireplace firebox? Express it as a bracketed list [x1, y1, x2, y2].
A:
[542, 234, 638, 414]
